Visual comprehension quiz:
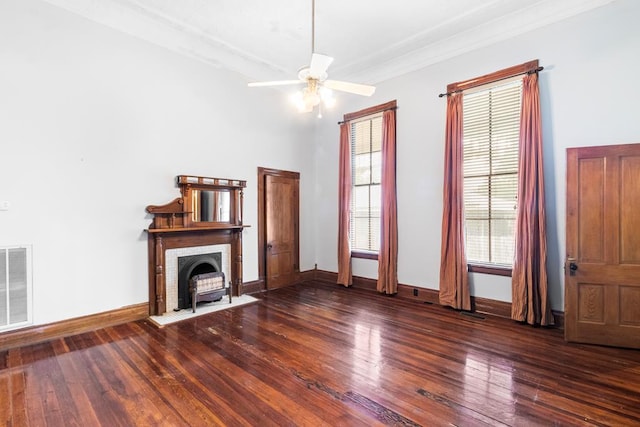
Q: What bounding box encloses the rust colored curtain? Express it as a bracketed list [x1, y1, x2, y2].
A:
[439, 93, 471, 310]
[337, 122, 352, 287]
[511, 73, 553, 325]
[377, 110, 398, 294]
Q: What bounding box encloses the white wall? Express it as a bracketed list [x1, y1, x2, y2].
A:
[0, 0, 316, 325]
[314, 0, 640, 311]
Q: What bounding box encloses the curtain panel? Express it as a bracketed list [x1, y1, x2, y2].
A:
[511, 72, 553, 326]
[377, 109, 398, 294]
[337, 122, 352, 287]
[439, 93, 471, 310]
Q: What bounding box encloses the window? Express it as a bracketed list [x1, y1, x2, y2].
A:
[463, 79, 522, 268]
[350, 114, 382, 255]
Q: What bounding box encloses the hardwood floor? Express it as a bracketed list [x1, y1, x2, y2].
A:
[1, 281, 640, 426]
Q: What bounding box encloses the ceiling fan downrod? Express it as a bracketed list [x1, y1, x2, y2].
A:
[311, 0, 315, 54]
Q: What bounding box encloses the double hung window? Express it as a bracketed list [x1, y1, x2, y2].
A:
[350, 114, 382, 255]
[463, 79, 522, 268]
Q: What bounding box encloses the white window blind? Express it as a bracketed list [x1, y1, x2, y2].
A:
[463, 79, 522, 266]
[350, 115, 382, 252]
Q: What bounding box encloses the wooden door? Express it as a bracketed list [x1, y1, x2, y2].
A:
[259, 168, 299, 290]
[565, 143, 640, 348]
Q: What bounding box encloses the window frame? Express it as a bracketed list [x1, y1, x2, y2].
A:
[343, 100, 397, 260]
[462, 78, 522, 272]
[351, 114, 382, 256]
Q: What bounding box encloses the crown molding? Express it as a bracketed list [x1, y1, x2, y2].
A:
[42, 0, 616, 85]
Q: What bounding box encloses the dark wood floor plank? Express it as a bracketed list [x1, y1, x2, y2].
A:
[158, 314, 386, 426]
[4, 350, 28, 426]
[228, 310, 471, 425]
[102, 324, 210, 426]
[1, 281, 640, 426]
[0, 369, 11, 425]
[125, 318, 333, 426]
[92, 327, 196, 426]
[233, 289, 537, 424]
[48, 339, 103, 426]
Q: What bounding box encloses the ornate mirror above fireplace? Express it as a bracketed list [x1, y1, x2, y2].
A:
[178, 175, 245, 227]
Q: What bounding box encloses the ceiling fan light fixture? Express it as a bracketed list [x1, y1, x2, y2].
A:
[304, 86, 321, 108]
[319, 86, 335, 108]
[291, 89, 317, 113]
[291, 82, 335, 114]
[290, 91, 307, 112]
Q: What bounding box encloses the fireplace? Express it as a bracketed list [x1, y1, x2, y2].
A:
[165, 242, 231, 311]
[145, 175, 247, 316]
[177, 252, 221, 309]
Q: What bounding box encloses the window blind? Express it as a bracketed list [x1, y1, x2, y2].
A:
[351, 115, 382, 252]
[463, 79, 522, 266]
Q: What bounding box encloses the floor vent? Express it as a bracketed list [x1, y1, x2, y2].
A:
[461, 310, 485, 320]
[0, 246, 32, 331]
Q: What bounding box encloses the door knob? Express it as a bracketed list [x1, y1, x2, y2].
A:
[567, 258, 578, 276]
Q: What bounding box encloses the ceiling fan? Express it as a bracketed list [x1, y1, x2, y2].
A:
[247, 0, 376, 115]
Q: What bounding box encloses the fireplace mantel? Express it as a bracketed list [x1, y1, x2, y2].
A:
[147, 224, 245, 234]
[145, 175, 248, 316]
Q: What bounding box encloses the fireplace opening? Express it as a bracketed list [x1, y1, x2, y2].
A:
[177, 252, 222, 310]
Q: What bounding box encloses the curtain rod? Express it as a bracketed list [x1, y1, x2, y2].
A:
[337, 106, 398, 125]
[438, 66, 544, 98]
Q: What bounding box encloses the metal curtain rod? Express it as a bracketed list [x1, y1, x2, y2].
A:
[438, 66, 544, 98]
[337, 106, 398, 125]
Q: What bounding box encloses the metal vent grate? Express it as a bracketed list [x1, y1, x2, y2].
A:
[0, 246, 32, 331]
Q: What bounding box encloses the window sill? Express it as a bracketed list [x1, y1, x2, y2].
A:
[468, 263, 512, 277]
[351, 250, 379, 260]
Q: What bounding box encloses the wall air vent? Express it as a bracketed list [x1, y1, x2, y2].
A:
[0, 246, 32, 331]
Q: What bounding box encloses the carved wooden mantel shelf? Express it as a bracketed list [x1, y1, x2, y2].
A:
[146, 225, 246, 234]
[145, 175, 248, 316]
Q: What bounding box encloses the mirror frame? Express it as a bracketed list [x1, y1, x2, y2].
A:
[177, 175, 246, 227]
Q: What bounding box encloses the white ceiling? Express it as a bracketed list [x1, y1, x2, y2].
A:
[43, 0, 614, 85]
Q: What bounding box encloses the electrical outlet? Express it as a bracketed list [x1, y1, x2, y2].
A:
[0, 201, 9, 211]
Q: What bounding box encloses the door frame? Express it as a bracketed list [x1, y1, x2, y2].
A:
[257, 167, 300, 288]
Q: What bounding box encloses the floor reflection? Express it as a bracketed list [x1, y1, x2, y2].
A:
[464, 353, 515, 420]
[352, 322, 382, 387]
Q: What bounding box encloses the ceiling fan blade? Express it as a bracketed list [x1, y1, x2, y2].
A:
[248, 80, 303, 87]
[324, 80, 376, 96]
[309, 53, 334, 78]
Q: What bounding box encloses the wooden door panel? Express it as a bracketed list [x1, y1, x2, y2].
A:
[268, 251, 293, 287]
[577, 283, 605, 323]
[577, 158, 605, 262]
[620, 286, 640, 325]
[264, 172, 299, 290]
[621, 156, 640, 263]
[566, 143, 640, 348]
